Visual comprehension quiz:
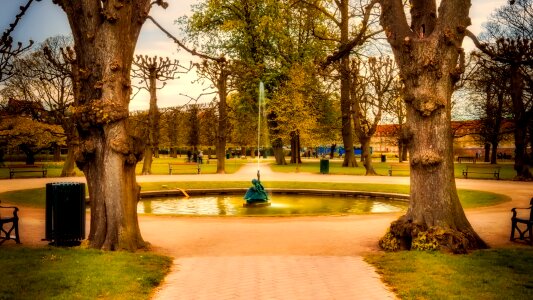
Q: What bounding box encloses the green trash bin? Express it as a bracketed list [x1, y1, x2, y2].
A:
[320, 159, 329, 174]
[381, 154, 386, 162]
[226, 153, 230, 159]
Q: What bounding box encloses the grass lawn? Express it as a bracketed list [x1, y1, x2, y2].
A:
[366, 248, 533, 300]
[0, 181, 510, 209]
[0, 247, 171, 300]
[0, 157, 250, 179]
[271, 159, 520, 180]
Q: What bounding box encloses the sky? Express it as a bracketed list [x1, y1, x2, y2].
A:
[1, 0, 503, 110]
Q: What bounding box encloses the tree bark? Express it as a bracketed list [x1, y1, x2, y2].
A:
[509, 64, 533, 179]
[142, 74, 159, 175]
[216, 67, 228, 174]
[55, 0, 151, 250]
[53, 144, 61, 162]
[360, 136, 376, 175]
[378, 0, 486, 253]
[339, 1, 356, 167]
[272, 138, 286, 165]
[61, 143, 77, 177]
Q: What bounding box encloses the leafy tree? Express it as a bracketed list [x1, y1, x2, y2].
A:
[0, 116, 64, 164]
[304, 0, 381, 167]
[2, 36, 78, 176]
[52, 0, 169, 250]
[377, 0, 487, 253]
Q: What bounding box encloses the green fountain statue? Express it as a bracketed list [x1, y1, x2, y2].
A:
[243, 178, 270, 207]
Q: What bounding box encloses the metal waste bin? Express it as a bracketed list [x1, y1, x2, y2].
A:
[381, 154, 387, 162]
[45, 182, 85, 245]
[320, 159, 329, 174]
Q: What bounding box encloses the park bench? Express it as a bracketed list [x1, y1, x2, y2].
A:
[461, 165, 500, 180]
[0, 202, 21, 245]
[457, 156, 476, 163]
[510, 198, 533, 245]
[388, 163, 410, 176]
[8, 164, 47, 179]
[168, 162, 200, 175]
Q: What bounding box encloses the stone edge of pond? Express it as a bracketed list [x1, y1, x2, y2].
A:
[140, 188, 409, 202]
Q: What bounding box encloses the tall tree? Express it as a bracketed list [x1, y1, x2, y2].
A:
[377, 0, 487, 253]
[148, 15, 232, 173]
[52, 0, 168, 250]
[131, 55, 183, 174]
[466, 53, 511, 164]
[467, 0, 533, 179]
[304, 0, 380, 167]
[351, 56, 397, 175]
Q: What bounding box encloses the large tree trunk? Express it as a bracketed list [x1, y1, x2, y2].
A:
[57, 1, 151, 250]
[360, 136, 376, 175]
[378, 0, 486, 253]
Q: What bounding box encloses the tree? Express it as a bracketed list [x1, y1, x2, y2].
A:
[377, 0, 487, 253]
[351, 56, 397, 175]
[0, 116, 64, 164]
[0, 0, 37, 83]
[466, 0, 533, 179]
[304, 0, 380, 167]
[466, 53, 512, 164]
[131, 55, 183, 174]
[148, 15, 232, 173]
[269, 64, 320, 166]
[52, 0, 168, 250]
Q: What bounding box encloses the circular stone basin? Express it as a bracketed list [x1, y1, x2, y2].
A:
[137, 193, 407, 216]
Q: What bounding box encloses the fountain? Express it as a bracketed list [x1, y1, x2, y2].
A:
[243, 81, 271, 207]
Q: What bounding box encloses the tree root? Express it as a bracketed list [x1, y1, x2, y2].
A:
[379, 217, 488, 254]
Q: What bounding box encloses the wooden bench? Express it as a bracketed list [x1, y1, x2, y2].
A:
[0, 203, 21, 245]
[511, 198, 533, 245]
[457, 156, 476, 163]
[168, 163, 200, 175]
[462, 165, 500, 180]
[388, 163, 410, 176]
[7, 164, 47, 179]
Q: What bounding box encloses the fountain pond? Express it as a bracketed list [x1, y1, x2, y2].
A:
[137, 191, 408, 216]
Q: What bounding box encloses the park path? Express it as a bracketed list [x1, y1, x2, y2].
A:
[1, 162, 533, 299]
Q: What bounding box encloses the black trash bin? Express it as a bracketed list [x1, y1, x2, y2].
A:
[226, 153, 230, 159]
[45, 182, 85, 245]
[381, 154, 387, 162]
[320, 159, 329, 174]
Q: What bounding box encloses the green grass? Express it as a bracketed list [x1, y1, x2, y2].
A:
[0, 247, 172, 300]
[365, 249, 533, 300]
[0, 181, 510, 209]
[0, 157, 250, 178]
[271, 159, 521, 180]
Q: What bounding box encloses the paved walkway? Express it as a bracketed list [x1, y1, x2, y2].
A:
[2, 162, 533, 299]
